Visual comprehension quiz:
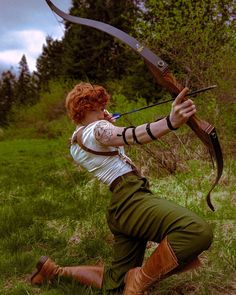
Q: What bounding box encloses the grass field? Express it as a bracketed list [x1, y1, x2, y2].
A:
[0, 138, 235, 295]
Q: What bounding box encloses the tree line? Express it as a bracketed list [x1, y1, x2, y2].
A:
[0, 55, 39, 126]
[1, 0, 235, 127]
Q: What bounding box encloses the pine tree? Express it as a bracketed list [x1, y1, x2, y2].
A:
[36, 36, 64, 89]
[0, 70, 16, 126]
[61, 0, 143, 82]
[15, 55, 34, 105]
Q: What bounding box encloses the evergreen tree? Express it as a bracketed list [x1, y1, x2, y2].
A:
[15, 55, 35, 105]
[36, 36, 64, 89]
[0, 70, 16, 126]
[61, 0, 143, 82]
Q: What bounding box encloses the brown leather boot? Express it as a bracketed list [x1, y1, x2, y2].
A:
[123, 237, 178, 295]
[177, 257, 201, 273]
[161, 256, 201, 282]
[30, 256, 104, 289]
[123, 237, 202, 295]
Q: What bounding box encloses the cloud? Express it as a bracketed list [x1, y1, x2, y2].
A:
[0, 0, 70, 35]
[0, 28, 65, 72]
[0, 29, 47, 72]
[0, 0, 71, 73]
[16, 30, 47, 54]
[2, 30, 46, 53]
[0, 50, 36, 73]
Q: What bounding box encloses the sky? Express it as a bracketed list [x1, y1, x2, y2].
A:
[0, 0, 71, 74]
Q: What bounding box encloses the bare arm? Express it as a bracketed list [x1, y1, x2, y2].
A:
[94, 88, 196, 147]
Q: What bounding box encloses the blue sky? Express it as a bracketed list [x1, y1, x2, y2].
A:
[0, 0, 71, 73]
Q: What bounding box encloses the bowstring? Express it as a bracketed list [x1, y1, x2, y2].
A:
[46, 2, 66, 37]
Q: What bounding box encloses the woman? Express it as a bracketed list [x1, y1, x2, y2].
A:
[31, 82, 213, 294]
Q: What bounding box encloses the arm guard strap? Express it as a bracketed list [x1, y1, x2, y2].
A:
[117, 126, 135, 145]
[146, 123, 157, 140]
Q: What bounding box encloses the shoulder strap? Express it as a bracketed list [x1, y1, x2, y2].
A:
[72, 127, 119, 156]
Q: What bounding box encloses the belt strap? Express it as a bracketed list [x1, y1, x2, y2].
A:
[110, 171, 139, 192]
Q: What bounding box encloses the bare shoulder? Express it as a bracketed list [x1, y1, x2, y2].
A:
[94, 120, 115, 144]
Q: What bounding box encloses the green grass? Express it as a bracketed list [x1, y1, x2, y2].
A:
[0, 138, 112, 294]
[0, 137, 235, 294]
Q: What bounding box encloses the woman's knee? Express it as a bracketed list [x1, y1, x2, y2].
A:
[197, 220, 213, 250]
[185, 218, 213, 257]
[168, 217, 213, 263]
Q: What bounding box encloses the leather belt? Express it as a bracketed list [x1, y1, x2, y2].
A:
[109, 170, 139, 192]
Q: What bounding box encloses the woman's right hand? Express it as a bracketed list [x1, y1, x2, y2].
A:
[104, 109, 116, 123]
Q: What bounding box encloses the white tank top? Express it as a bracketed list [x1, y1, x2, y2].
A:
[70, 120, 134, 186]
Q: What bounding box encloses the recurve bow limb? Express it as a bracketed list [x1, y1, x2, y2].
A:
[146, 61, 223, 211]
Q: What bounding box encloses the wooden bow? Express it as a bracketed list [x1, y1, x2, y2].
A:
[45, 0, 223, 211]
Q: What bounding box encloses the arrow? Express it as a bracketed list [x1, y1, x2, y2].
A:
[112, 85, 217, 120]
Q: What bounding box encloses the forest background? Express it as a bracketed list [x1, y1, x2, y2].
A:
[0, 0, 235, 294]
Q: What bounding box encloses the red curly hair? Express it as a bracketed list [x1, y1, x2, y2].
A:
[65, 82, 110, 124]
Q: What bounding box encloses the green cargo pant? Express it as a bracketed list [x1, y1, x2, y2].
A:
[102, 174, 213, 293]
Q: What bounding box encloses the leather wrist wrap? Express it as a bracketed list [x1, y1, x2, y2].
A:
[166, 115, 179, 131]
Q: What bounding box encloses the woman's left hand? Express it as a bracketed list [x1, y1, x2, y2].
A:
[169, 87, 197, 129]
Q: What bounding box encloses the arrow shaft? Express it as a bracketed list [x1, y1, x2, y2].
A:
[114, 85, 217, 119]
